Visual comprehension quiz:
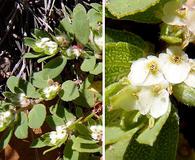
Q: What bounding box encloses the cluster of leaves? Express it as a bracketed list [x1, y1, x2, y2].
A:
[105, 0, 195, 159]
[0, 2, 102, 160]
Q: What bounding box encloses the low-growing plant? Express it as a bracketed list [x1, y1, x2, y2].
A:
[0, 2, 102, 160]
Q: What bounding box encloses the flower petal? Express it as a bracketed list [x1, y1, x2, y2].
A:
[149, 89, 170, 118]
[137, 88, 153, 115]
[184, 71, 195, 88]
[143, 71, 166, 86]
[161, 61, 191, 84]
[128, 58, 149, 86]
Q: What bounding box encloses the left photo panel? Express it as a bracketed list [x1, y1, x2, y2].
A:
[0, 0, 103, 160]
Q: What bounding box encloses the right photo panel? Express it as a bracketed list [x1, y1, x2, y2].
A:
[105, 0, 195, 160]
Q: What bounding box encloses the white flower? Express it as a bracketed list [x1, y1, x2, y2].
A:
[128, 56, 166, 86]
[184, 59, 195, 87]
[162, 1, 186, 26]
[162, 1, 195, 35]
[49, 125, 67, 145]
[3, 111, 11, 119]
[65, 120, 74, 128]
[43, 83, 60, 100]
[90, 125, 102, 141]
[44, 41, 58, 55]
[94, 35, 103, 50]
[49, 131, 58, 145]
[35, 38, 58, 55]
[159, 46, 191, 84]
[0, 110, 13, 131]
[136, 85, 170, 119]
[35, 38, 50, 48]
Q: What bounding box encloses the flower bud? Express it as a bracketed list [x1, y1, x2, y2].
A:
[56, 36, 69, 47]
[173, 83, 195, 106]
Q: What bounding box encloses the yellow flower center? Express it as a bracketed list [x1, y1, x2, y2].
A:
[147, 61, 159, 74]
[170, 55, 182, 64]
[176, 6, 187, 18]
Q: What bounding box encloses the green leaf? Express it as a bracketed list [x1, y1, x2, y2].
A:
[74, 76, 96, 108]
[6, 76, 40, 98]
[31, 133, 51, 148]
[173, 83, 195, 106]
[109, 85, 138, 111]
[106, 126, 140, 145]
[0, 128, 14, 149]
[105, 125, 140, 160]
[23, 52, 44, 59]
[81, 56, 96, 72]
[37, 54, 56, 63]
[123, 106, 179, 160]
[122, 0, 171, 23]
[72, 136, 101, 153]
[106, 28, 146, 49]
[46, 115, 65, 129]
[38, 56, 67, 80]
[28, 104, 46, 128]
[105, 78, 130, 105]
[34, 29, 50, 38]
[14, 112, 28, 139]
[75, 124, 91, 138]
[106, 0, 160, 19]
[105, 42, 143, 86]
[72, 4, 90, 44]
[50, 102, 76, 121]
[87, 8, 102, 30]
[60, 80, 80, 101]
[24, 37, 35, 47]
[63, 140, 78, 160]
[60, 18, 74, 34]
[90, 62, 102, 75]
[136, 103, 171, 146]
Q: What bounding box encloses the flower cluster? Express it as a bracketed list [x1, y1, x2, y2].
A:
[42, 82, 61, 100]
[66, 45, 84, 58]
[90, 125, 102, 141]
[0, 110, 13, 132]
[49, 121, 73, 145]
[128, 46, 194, 118]
[34, 38, 58, 55]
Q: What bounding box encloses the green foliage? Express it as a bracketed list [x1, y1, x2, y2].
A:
[37, 56, 67, 80]
[72, 136, 101, 153]
[6, 76, 40, 98]
[60, 80, 80, 101]
[14, 112, 28, 139]
[105, 42, 143, 86]
[72, 4, 90, 45]
[106, 28, 147, 49]
[0, 128, 14, 149]
[106, 0, 160, 19]
[124, 107, 179, 160]
[28, 104, 46, 128]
